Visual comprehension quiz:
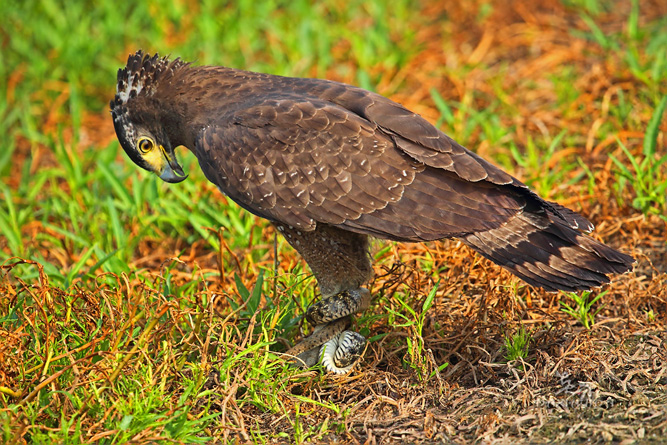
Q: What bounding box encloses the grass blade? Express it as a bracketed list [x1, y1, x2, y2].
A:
[643, 95, 667, 156]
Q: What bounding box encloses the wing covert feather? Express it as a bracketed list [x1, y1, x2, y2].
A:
[194, 96, 527, 239]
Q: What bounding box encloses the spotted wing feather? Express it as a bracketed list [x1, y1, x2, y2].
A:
[194, 97, 527, 238]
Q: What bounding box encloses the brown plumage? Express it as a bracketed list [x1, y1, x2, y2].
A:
[111, 51, 634, 371]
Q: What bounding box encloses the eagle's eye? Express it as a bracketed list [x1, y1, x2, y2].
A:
[137, 137, 154, 154]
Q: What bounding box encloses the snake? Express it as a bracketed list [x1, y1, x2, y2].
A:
[286, 288, 370, 374]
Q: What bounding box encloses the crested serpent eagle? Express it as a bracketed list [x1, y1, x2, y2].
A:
[111, 51, 634, 373]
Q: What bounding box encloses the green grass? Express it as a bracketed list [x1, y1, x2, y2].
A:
[504, 326, 531, 363]
[560, 290, 607, 330]
[610, 96, 667, 220]
[1, 0, 666, 442]
[384, 282, 448, 381]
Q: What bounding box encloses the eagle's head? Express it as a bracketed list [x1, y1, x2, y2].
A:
[110, 51, 188, 183]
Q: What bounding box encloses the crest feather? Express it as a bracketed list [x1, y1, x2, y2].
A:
[112, 51, 187, 108]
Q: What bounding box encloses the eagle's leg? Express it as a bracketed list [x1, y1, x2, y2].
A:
[275, 223, 373, 373]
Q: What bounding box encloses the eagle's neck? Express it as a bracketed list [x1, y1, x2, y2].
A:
[154, 65, 274, 150]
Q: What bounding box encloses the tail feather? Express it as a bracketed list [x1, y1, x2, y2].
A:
[462, 209, 634, 292]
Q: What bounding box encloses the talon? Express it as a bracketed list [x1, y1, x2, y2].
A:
[320, 331, 366, 374]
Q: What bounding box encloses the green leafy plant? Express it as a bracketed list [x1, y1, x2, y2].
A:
[504, 326, 531, 363]
[387, 282, 448, 381]
[228, 270, 300, 344]
[610, 96, 667, 220]
[560, 290, 607, 329]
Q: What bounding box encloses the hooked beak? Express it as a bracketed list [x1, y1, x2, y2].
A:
[158, 145, 188, 183]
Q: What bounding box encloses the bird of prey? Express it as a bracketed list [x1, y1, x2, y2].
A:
[111, 51, 634, 373]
